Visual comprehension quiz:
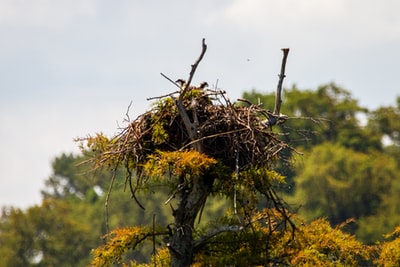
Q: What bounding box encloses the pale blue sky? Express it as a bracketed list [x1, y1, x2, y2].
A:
[1, 0, 399, 208]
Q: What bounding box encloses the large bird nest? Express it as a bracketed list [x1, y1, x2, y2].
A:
[107, 87, 290, 176]
[78, 39, 295, 222]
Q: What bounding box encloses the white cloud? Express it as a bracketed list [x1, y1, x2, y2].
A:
[0, 0, 97, 28]
[219, 0, 400, 48]
[224, 0, 344, 27]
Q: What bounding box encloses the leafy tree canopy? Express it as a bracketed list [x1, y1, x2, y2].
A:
[292, 143, 398, 228]
[243, 83, 381, 152]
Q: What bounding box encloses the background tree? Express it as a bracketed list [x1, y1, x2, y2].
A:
[243, 83, 376, 151]
[242, 83, 381, 195]
[368, 96, 400, 146]
[292, 144, 398, 227]
[0, 199, 92, 266]
[41, 152, 111, 200]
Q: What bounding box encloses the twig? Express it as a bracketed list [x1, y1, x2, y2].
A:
[178, 128, 247, 151]
[160, 72, 181, 88]
[147, 91, 179, 101]
[273, 48, 290, 115]
[129, 179, 146, 210]
[124, 101, 133, 123]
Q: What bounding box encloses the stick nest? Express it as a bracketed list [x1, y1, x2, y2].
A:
[87, 87, 290, 178]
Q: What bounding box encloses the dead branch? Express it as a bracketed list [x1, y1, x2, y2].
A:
[160, 72, 181, 89]
[147, 91, 179, 101]
[273, 48, 290, 116]
[180, 38, 208, 97]
[173, 39, 208, 152]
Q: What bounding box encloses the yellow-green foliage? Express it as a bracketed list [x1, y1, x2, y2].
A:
[184, 88, 204, 99]
[191, 208, 293, 266]
[376, 238, 400, 267]
[151, 122, 169, 145]
[122, 247, 170, 267]
[151, 96, 176, 113]
[84, 132, 110, 153]
[144, 150, 217, 178]
[375, 226, 400, 266]
[190, 215, 372, 266]
[149, 247, 171, 267]
[78, 132, 123, 168]
[89, 226, 154, 267]
[88, 211, 377, 266]
[240, 167, 285, 188]
[289, 219, 371, 266]
[150, 97, 176, 145]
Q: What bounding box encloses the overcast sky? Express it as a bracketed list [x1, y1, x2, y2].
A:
[1, 0, 399, 209]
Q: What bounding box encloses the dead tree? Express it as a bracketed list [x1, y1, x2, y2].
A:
[81, 39, 295, 267]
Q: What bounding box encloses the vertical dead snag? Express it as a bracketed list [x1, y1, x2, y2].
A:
[263, 48, 290, 127]
[274, 48, 290, 116]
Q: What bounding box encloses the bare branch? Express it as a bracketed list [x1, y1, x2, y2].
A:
[147, 91, 179, 101]
[180, 38, 207, 98]
[273, 48, 290, 115]
[123, 101, 133, 123]
[173, 39, 208, 152]
[160, 72, 181, 89]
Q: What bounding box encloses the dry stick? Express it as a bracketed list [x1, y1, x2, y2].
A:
[127, 167, 145, 210]
[147, 90, 179, 101]
[179, 38, 208, 98]
[178, 128, 247, 151]
[273, 48, 290, 116]
[160, 72, 181, 88]
[174, 39, 207, 152]
[150, 72, 183, 101]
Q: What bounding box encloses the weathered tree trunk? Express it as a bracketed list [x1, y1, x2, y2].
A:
[165, 174, 212, 267]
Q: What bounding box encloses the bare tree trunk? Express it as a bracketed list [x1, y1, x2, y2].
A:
[165, 174, 212, 267]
